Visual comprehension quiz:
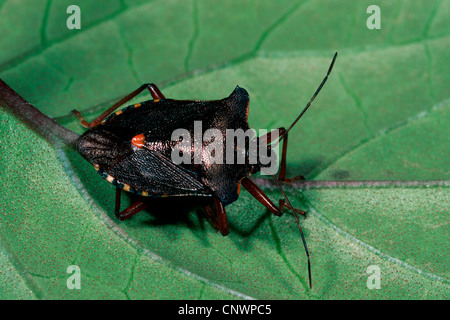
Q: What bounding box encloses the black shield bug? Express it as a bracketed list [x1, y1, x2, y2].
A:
[74, 52, 338, 289]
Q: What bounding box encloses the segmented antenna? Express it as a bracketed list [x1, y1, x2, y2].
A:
[269, 52, 338, 289]
[278, 52, 338, 143]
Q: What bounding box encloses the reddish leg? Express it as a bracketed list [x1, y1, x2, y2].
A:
[114, 188, 150, 221]
[116, 201, 150, 221]
[259, 127, 304, 182]
[204, 197, 229, 236]
[214, 198, 229, 236]
[73, 83, 166, 128]
[241, 177, 282, 216]
[242, 176, 309, 288]
[279, 199, 306, 216]
[204, 204, 217, 228]
[241, 177, 306, 216]
[114, 189, 230, 233]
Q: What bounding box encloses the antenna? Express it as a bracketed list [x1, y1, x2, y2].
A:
[278, 52, 338, 143]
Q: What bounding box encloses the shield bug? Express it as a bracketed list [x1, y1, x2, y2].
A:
[74, 52, 338, 289]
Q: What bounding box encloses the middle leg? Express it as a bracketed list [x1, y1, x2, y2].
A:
[204, 197, 229, 236]
[241, 177, 306, 217]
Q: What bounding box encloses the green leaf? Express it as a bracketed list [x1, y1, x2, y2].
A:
[0, 0, 449, 299]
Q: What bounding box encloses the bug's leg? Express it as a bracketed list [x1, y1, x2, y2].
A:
[241, 177, 282, 216]
[259, 127, 289, 181]
[204, 203, 220, 230]
[279, 199, 307, 216]
[241, 177, 306, 217]
[204, 198, 229, 236]
[214, 198, 229, 236]
[73, 83, 166, 128]
[259, 127, 304, 182]
[116, 200, 150, 221]
[277, 130, 305, 182]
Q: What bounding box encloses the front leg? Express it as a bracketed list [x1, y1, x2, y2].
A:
[258, 127, 305, 182]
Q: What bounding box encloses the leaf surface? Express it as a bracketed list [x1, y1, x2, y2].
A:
[0, 0, 448, 299]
